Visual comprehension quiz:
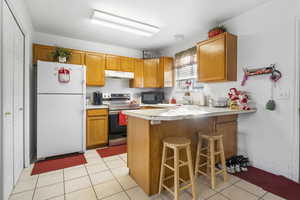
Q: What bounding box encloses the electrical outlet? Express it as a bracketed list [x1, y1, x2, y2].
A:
[277, 88, 290, 100]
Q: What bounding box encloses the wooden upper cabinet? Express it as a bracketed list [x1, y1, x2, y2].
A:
[85, 52, 105, 86]
[120, 56, 134, 72]
[197, 32, 237, 82]
[159, 57, 174, 88]
[33, 44, 84, 65]
[105, 54, 121, 71]
[68, 50, 85, 65]
[143, 59, 159, 88]
[33, 44, 55, 64]
[130, 58, 144, 88]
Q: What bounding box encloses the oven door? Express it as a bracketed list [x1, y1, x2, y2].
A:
[108, 111, 127, 138]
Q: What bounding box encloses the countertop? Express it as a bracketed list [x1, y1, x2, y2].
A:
[123, 105, 256, 121]
[86, 105, 108, 110]
[140, 104, 180, 108]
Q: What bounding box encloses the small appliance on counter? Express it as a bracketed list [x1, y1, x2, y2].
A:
[141, 91, 164, 104]
[93, 92, 103, 105]
[208, 97, 228, 108]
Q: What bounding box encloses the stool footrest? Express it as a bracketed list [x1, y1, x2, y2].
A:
[199, 162, 209, 167]
[199, 153, 208, 158]
[164, 164, 174, 171]
[215, 169, 225, 175]
[197, 170, 208, 176]
[180, 183, 192, 191]
[162, 184, 174, 195]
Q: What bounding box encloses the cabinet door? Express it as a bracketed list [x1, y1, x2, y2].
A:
[197, 36, 226, 82]
[87, 115, 108, 148]
[130, 58, 144, 88]
[68, 50, 85, 65]
[143, 59, 158, 88]
[159, 57, 174, 88]
[106, 55, 121, 70]
[85, 52, 105, 86]
[121, 56, 134, 72]
[216, 121, 237, 158]
[33, 44, 55, 64]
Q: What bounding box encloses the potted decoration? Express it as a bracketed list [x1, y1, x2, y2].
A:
[51, 47, 72, 63]
[208, 25, 227, 38]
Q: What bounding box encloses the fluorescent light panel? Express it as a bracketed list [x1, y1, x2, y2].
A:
[92, 10, 160, 36]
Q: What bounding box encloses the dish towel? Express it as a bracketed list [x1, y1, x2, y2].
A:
[119, 112, 127, 126]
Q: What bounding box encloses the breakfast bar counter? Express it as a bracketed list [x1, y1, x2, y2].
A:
[124, 106, 256, 195]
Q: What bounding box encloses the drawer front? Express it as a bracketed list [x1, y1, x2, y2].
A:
[216, 115, 237, 123]
[87, 109, 108, 116]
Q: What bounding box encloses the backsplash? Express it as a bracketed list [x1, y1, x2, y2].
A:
[86, 78, 162, 101]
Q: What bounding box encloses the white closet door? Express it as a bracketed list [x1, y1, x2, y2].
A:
[2, 1, 25, 199]
[3, 2, 16, 199]
[13, 17, 24, 184]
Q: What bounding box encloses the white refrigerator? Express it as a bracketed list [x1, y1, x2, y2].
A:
[37, 61, 86, 159]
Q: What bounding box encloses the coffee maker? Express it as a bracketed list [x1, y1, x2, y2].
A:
[92, 92, 103, 105]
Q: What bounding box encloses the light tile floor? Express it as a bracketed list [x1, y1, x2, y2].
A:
[9, 149, 286, 200]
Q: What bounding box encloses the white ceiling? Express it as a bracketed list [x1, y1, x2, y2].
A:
[25, 0, 271, 50]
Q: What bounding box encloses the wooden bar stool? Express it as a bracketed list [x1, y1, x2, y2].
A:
[194, 132, 228, 189]
[159, 137, 196, 200]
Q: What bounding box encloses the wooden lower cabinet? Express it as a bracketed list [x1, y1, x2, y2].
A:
[86, 109, 108, 148]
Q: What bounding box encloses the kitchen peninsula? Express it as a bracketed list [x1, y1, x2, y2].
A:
[124, 106, 256, 195]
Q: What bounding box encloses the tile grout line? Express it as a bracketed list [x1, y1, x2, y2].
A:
[83, 159, 99, 199]
[102, 154, 132, 200]
[31, 175, 39, 200]
[100, 154, 136, 200]
[231, 181, 267, 199]
[63, 168, 66, 200]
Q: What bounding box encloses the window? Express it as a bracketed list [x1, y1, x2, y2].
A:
[174, 47, 203, 91]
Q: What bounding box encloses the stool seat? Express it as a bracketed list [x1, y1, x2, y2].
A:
[163, 137, 191, 147]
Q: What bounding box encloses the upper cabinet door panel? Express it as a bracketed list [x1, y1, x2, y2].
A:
[197, 32, 237, 82]
[198, 36, 226, 81]
[130, 58, 144, 88]
[121, 56, 134, 72]
[68, 50, 85, 65]
[106, 55, 121, 71]
[33, 44, 55, 64]
[85, 52, 105, 86]
[143, 59, 158, 88]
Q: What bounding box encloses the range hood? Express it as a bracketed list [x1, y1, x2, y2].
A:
[105, 70, 134, 79]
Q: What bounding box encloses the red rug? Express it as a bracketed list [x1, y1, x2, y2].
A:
[97, 145, 127, 158]
[32, 153, 87, 175]
[234, 167, 300, 200]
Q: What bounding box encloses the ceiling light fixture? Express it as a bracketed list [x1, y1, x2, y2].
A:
[91, 9, 160, 37]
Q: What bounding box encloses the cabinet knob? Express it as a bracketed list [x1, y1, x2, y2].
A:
[19, 108, 23, 111]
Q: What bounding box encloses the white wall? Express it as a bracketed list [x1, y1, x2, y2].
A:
[34, 32, 142, 58]
[161, 0, 300, 181]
